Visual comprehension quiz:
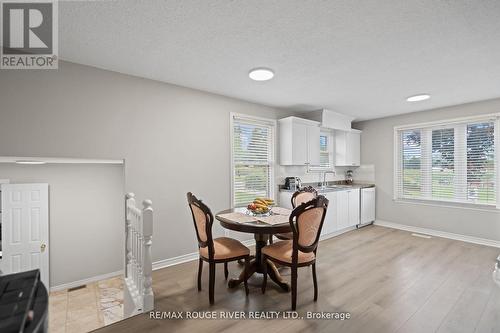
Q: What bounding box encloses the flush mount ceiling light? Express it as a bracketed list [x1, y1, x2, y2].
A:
[248, 67, 274, 81]
[15, 160, 47, 165]
[406, 94, 431, 102]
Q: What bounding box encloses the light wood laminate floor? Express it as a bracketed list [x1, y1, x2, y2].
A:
[97, 226, 500, 333]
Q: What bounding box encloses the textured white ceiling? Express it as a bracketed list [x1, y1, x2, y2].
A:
[60, 0, 500, 120]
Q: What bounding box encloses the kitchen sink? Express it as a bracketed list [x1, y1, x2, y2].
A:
[316, 185, 353, 190]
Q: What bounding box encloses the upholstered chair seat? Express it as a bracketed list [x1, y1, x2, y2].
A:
[199, 237, 250, 260]
[262, 240, 315, 264]
[274, 232, 293, 240]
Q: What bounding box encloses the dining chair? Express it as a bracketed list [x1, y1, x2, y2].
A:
[261, 195, 329, 310]
[274, 186, 318, 241]
[187, 192, 250, 305]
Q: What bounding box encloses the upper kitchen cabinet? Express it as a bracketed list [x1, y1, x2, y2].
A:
[335, 129, 361, 166]
[279, 117, 320, 166]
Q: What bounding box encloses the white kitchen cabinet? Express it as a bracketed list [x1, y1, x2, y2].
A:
[321, 192, 337, 235]
[335, 188, 360, 230]
[307, 125, 320, 166]
[336, 191, 349, 230]
[347, 189, 360, 227]
[278, 188, 360, 236]
[279, 117, 320, 166]
[335, 130, 361, 166]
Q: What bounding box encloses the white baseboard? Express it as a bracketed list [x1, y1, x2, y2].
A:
[151, 230, 360, 272]
[50, 270, 123, 292]
[49, 223, 498, 293]
[152, 238, 257, 271]
[50, 239, 259, 291]
[375, 219, 500, 248]
[152, 251, 199, 271]
[52, 230, 361, 292]
[320, 226, 357, 241]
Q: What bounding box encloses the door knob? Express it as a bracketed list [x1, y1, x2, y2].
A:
[40, 243, 46, 252]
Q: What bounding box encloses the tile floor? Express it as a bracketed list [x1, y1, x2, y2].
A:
[49, 276, 124, 333]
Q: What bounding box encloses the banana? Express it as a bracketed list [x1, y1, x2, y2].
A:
[254, 199, 267, 206]
[251, 197, 273, 213]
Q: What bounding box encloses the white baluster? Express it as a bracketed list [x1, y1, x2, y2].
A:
[123, 193, 154, 315]
[138, 206, 144, 300]
[134, 211, 140, 298]
[131, 210, 138, 298]
[125, 193, 135, 278]
[131, 212, 135, 287]
[142, 199, 154, 311]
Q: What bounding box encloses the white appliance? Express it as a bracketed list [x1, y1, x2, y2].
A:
[0, 183, 49, 287]
[359, 187, 375, 228]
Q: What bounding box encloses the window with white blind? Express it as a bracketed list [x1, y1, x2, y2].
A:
[231, 114, 275, 207]
[395, 115, 499, 207]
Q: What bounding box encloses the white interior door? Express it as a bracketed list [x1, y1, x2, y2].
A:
[1, 183, 49, 287]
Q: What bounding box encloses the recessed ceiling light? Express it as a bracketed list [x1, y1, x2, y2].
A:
[406, 94, 431, 102]
[15, 160, 46, 165]
[249, 68, 274, 81]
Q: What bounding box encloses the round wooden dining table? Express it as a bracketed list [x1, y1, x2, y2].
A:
[216, 208, 292, 292]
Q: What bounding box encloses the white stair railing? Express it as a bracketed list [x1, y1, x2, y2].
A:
[124, 193, 154, 317]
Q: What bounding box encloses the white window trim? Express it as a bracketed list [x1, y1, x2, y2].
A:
[393, 198, 500, 213]
[393, 113, 500, 208]
[229, 112, 277, 208]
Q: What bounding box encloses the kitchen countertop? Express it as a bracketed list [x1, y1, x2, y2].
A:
[279, 183, 375, 193]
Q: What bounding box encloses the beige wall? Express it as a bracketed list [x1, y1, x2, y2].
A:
[0, 61, 290, 275]
[354, 98, 500, 241]
[0, 163, 124, 287]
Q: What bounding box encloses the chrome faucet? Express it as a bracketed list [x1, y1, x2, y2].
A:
[322, 171, 336, 188]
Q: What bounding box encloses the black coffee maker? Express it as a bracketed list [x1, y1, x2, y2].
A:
[284, 177, 301, 190]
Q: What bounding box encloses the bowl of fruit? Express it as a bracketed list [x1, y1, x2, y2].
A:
[247, 198, 275, 216]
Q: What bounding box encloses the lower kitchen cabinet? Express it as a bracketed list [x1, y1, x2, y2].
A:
[327, 189, 359, 233]
[335, 190, 349, 230]
[279, 188, 360, 237]
[322, 192, 337, 234]
[347, 188, 360, 227]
